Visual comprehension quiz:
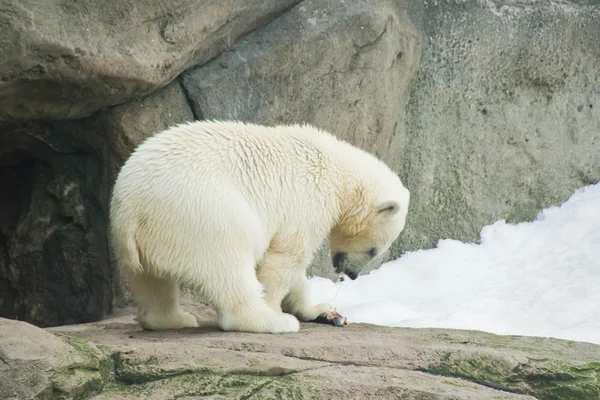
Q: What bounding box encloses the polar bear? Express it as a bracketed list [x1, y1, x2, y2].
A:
[109, 120, 409, 334]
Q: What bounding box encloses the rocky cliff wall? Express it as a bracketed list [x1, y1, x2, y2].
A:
[399, 0, 600, 257]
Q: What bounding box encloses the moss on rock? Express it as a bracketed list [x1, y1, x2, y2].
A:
[93, 372, 272, 399]
[426, 352, 600, 400]
[47, 333, 112, 399]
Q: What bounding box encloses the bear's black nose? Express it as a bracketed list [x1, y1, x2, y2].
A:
[346, 269, 359, 280]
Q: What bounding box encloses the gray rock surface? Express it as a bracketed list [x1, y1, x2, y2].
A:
[0, 0, 299, 121]
[182, 0, 419, 170]
[0, 317, 110, 400]
[10, 304, 594, 400]
[397, 0, 600, 256]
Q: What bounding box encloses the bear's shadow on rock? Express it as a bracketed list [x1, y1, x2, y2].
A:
[98, 305, 224, 337]
[88, 303, 344, 339]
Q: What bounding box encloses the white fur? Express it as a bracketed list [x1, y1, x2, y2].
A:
[109, 121, 409, 333]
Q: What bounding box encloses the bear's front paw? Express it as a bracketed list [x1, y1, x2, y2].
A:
[288, 302, 337, 322]
[314, 302, 335, 316]
[295, 302, 334, 321]
[312, 308, 349, 327]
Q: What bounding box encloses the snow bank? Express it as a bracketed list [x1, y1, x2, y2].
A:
[309, 183, 600, 344]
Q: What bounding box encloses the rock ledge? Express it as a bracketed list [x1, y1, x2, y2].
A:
[2, 305, 599, 399]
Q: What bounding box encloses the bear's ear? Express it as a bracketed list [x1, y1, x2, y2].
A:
[376, 201, 400, 217]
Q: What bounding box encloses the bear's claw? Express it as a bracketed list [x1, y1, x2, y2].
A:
[312, 309, 349, 327]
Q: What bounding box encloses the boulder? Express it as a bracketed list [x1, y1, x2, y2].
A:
[34, 304, 600, 400]
[182, 0, 419, 172]
[0, 0, 299, 121]
[0, 317, 110, 400]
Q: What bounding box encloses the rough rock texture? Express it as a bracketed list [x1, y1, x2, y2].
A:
[0, 317, 110, 400]
[397, 0, 600, 256]
[3, 304, 595, 399]
[182, 0, 419, 168]
[181, 0, 421, 278]
[0, 0, 299, 121]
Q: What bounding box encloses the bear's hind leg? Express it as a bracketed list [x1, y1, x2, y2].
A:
[130, 272, 199, 330]
[211, 256, 300, 334]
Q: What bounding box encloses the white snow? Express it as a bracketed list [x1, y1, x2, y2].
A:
[308, 183, 600, 345]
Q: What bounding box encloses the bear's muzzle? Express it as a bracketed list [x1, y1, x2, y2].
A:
[332, 252, 359, 280]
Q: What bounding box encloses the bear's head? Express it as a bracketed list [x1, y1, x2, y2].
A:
[329, 180, 409, 280]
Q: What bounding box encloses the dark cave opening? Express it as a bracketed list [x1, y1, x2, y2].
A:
[0, 123, 112, 327]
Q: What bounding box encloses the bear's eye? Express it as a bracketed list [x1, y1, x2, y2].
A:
[367, 247, 377, 257]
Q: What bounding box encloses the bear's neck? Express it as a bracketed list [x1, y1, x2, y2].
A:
[306, 129, 382, 233]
